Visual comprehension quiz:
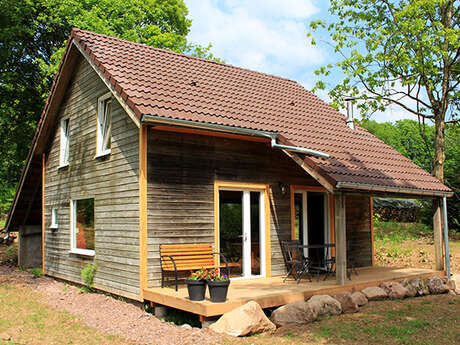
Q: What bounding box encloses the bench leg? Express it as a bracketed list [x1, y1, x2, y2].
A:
[174, 269, 178, 292]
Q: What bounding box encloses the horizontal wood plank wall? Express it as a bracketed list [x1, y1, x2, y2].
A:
[146, 130, 321, 288]
[43, 57, 140, 300]
[345, 195, 372, 267]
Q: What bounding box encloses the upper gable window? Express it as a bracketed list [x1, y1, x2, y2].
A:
[59, 118, 70, 167]
[96, 93, 112, 157]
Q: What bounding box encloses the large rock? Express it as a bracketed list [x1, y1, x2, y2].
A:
[401, 279, 417, 297]
[380, 282, 408, 299]
[426, 276, 448, 294]
[270, 300, 319, 327]
[210, 301, 276, 336]
[361, 286, 387, 301]
[307, 295, 342, 316]
[351, 291, 368, 306]
[409, 277, 430, 296]
[446, 279, 456, 291]
[333, 292, 359, 313]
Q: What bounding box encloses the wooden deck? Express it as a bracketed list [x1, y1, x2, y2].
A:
[143, 267, 444, 318]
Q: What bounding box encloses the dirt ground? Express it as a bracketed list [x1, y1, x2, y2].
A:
[0, 265, 225, 345]
[375, 230, 460, 275]
[1, 223, 459, 345]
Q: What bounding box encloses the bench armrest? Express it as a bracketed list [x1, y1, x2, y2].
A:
[160, 255, 178, 272]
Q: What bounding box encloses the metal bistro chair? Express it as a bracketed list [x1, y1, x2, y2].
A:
[281, 240, 312, 283]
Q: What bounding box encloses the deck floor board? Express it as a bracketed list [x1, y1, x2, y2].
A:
[143, 267, 443, 317]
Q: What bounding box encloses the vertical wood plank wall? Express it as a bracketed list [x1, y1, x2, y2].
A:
[346, 195, 373, 267]
[146, 130, 321, 287]
[43, 57, 140, 300]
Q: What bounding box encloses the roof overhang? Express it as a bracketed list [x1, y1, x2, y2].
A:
[336, 181, 453, 199]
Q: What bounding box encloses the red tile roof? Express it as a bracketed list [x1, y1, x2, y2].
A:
[71, 28, 450, 195]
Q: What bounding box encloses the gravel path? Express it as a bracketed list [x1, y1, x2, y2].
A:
[0, 266, 226, 345]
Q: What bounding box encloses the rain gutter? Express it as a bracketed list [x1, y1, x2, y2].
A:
[335, 181, 453, 198]
[141, 115, 330, 158]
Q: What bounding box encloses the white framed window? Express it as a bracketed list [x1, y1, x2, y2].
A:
[96, 93, 112, 157]
[50, 208, 58, 229]
[59, 118, 70, 167]
[70, 198, 95, 256]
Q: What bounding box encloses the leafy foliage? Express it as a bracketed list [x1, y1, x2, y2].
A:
[188, 268, 209, 280]
[28, 268, 43, 278]
[309, 0, 459, 185]
[80, 263, 97, 293]
[309, 0, 459, 122]
[361, 119, 460, 232]
[0, 0, 218, 218]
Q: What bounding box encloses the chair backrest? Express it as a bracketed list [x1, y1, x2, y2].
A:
[280, 240, 301, 263]
[160, 243, 215, 270]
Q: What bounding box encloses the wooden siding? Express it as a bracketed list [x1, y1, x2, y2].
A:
[346, 195, 372, 267]
[146, 130, 320, 287]
[43, 57, 140, 300]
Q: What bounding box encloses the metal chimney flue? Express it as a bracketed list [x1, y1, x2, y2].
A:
[344, 97, 356, 130]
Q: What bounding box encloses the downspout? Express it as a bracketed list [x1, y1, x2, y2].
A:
[442, 196, 451, 278]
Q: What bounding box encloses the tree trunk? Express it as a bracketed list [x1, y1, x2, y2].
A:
[432, 114, 445, 183]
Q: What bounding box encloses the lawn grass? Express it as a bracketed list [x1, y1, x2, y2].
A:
[234, 295, 460, 345]
[0, 283, 134, 345]
[374, 220, 432, 244]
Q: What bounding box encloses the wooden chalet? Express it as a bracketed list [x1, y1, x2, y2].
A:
[5, 29, 453, 320]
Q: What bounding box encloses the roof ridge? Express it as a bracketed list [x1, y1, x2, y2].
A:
[70, 27, 300, 86]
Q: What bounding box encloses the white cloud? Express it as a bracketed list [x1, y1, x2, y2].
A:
[185, 0, 325, 78]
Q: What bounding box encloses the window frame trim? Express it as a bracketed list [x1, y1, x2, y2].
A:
[69, 198, 96, 257]
[59, 117, 70, 168]
[96, 92, 113, 158]
[49, 208, 59, 229]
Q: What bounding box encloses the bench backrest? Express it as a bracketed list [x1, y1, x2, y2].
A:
[160, 243, 216, 271]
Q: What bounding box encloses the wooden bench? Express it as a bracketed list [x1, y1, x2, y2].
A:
[160, 244, 229, 291]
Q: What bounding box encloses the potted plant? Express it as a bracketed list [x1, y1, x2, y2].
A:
[186, 268, 208, 301]
[207, 268, 230, 303]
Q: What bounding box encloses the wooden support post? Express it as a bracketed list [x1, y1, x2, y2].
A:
[139, 124, 148, 300]
[334, 193, 346, 285]
[433, 198, 444, 271]
[41, 153, 45, 275]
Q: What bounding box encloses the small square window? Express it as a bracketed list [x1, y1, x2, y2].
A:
[96, 93, 112, 157]
[60, 118, 70, 167]
[70, 198, 95, 256]
[50, 208, 58, 229]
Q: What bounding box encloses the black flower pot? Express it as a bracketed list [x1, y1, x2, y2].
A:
[186, 279, 206, 301]
[207, 280, 230, 303]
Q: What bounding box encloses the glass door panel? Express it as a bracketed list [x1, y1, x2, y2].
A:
[219, 190, 243, 278]
[307, 192, 326, 264]
[250, 192, 261, 276]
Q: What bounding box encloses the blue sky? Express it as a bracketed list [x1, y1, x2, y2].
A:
[185, 0, 415, 123]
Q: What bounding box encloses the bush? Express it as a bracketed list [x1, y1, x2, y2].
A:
[80, 263, 97, 293]
[28, 268, 43, 278]
[0, 182, 15, 219]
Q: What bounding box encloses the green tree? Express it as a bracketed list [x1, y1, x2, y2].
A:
[360, 119, 460, 231]
[309, 0, 459, 185]
[0, 0, 216, 218]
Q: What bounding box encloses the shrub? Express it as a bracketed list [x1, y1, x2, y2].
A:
[80, 263, 97, 293]
[28, 268, 43, 278]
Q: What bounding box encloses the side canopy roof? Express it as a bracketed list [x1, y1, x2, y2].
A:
[5, 28, 452, 231]
[71, 28, 450, 196]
